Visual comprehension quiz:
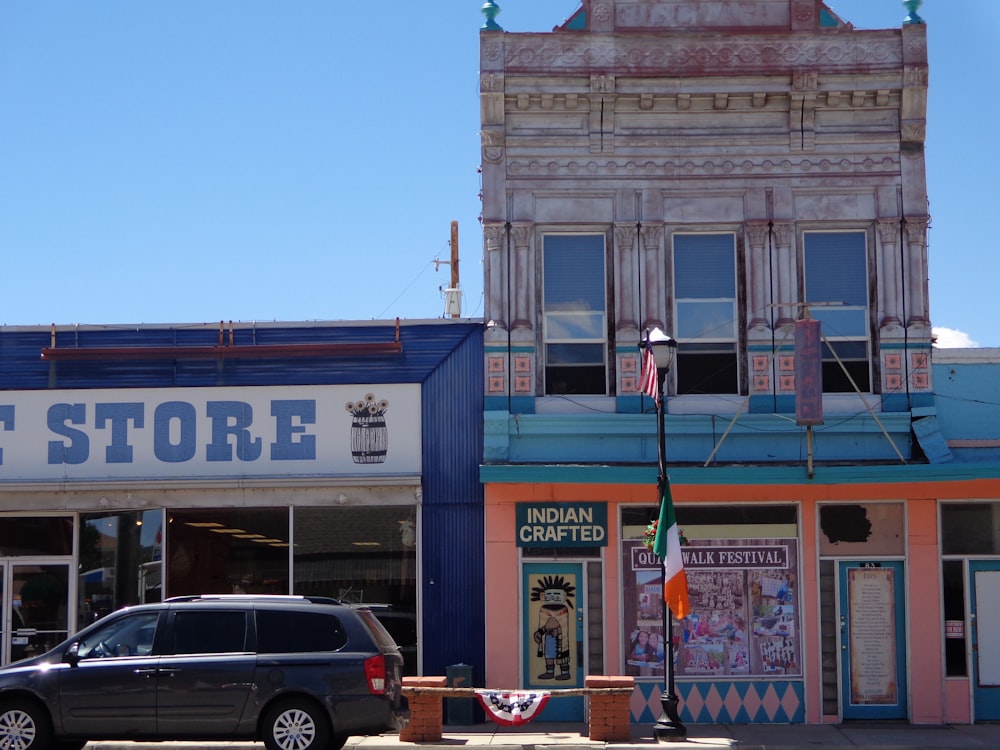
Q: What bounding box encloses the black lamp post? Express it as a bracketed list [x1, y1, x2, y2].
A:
[644, 327, 686, 742]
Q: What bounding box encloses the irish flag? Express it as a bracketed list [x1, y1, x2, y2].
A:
[652, 478, 690, 619]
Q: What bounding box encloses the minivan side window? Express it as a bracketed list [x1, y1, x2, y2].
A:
[257, 610, 346, 653]
[77, 612, 160, 659]
[170, 611, 248, 654]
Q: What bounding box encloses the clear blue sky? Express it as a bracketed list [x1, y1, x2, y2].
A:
[0, 2, 996, 347]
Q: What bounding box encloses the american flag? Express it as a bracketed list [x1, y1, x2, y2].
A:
[640, 338, 658, 401]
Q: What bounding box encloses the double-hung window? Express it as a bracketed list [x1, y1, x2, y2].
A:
[802, 231, 871, 392]
[672, 233, 739, 394]
[542, 234, 608, 395]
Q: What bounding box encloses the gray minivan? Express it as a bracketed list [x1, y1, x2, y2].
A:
[0, 595, 405, 750]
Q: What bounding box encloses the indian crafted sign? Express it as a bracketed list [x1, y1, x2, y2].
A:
[516, 502, 608, 548]
[0, 384, 421, 481]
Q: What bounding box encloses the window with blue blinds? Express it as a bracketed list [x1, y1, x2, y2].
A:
[542, 235, 608, 395]
[672, 234, 739, 394]
[803, 231, 871, 392]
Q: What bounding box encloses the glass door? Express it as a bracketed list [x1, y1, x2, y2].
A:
[8, 563, 71, 664]
[969, 560, 1000, 720]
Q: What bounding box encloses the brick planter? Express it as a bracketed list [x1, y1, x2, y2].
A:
[400, 676, 448, 742]
[585, 676, 635, 742]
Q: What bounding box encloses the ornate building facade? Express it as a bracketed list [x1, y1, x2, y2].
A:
[477, 0, 1000, 726]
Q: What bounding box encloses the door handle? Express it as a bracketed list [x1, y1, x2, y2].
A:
[133, 668, 157, 677]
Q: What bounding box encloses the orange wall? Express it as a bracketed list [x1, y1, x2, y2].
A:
[483, 477, 993, 722]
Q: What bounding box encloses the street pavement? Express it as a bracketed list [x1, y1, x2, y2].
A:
[86, 721, 1000, 750]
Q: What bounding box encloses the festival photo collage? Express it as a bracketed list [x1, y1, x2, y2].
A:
[623, 539, 800, 679]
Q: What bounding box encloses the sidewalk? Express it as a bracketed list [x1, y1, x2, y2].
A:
[88, 722, 1000, 750]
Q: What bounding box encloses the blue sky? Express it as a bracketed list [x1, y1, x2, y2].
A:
[0, 1, 996, 347]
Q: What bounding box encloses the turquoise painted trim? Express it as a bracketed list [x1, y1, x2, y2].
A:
[480, 461, 1000, 486]
[564, 10, 586, 30]
[484, 410, 913, 464]
[616, 395, 643, 414]
[484, 345, 536, 353]
[881, 394, 910, 412]
[484, 396, 535, 414]
[747, 395, 795, 414]
[819, 7, 839, 28]
[883, 393, 935, 412]
[880, 341, 933, 350]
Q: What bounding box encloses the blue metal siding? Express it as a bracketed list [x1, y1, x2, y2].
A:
[0, 321, 479, 389]
[0, 319, 487, 682]
[420, 326, 485, 680]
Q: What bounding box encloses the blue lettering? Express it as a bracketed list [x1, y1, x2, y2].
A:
[95, 402, 144, 463]
[206, 401, 262, 462]
[47, 403, 89, 465]
[154, 401, 197, 463]
[0, 405, 13, 465]
[270, 400, 316, 460]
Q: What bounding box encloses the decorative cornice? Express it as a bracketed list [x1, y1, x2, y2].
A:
[505, 155, 899, 179]
[484, 31, 903, 76]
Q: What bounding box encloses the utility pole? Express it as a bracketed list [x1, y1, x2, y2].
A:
[436, 221, 462, 317]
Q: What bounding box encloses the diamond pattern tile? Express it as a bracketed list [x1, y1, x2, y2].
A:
[630, 681, 804, 725]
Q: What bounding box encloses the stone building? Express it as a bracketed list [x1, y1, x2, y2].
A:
[476, 0, 998, 726]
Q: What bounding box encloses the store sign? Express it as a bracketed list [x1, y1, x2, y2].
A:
[516, 502, 608, 547]
[0, 384, 421, 481]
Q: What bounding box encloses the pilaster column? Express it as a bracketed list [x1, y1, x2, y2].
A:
[483, 223, 507, 329]
[745, 222, 771, 329]
[904, 217, 930, 326]
[772, 223, 796, 326]
[511, 223, 534, 330]
[876, 220, 902, 328]
[640, 224, 664, 331]
[614, 224, 638, 332]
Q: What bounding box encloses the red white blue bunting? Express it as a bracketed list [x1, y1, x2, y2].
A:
[475, 690, 551, 726]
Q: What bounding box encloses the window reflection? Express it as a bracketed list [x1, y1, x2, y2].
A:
[79, 510, 163, 622]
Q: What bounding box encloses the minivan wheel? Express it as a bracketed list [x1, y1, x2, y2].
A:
[0, 699, 51, 750]
[262, 698, 331, 750]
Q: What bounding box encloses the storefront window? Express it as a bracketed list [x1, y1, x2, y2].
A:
[167, 508, 289, 596]
[293, 506, 417, 674]
[621, 505, 800, 679]
[79, 509, 164, 622]
[0, 516, 73, 556]
[292, 506, 416, 606]
[942, 503, 1000, 555]
[819, 503, 904, 556]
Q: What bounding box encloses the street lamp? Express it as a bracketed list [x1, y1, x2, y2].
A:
[642, 327, 686, 742]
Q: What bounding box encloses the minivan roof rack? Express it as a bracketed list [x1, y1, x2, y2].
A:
[165, 594, 343, 605]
